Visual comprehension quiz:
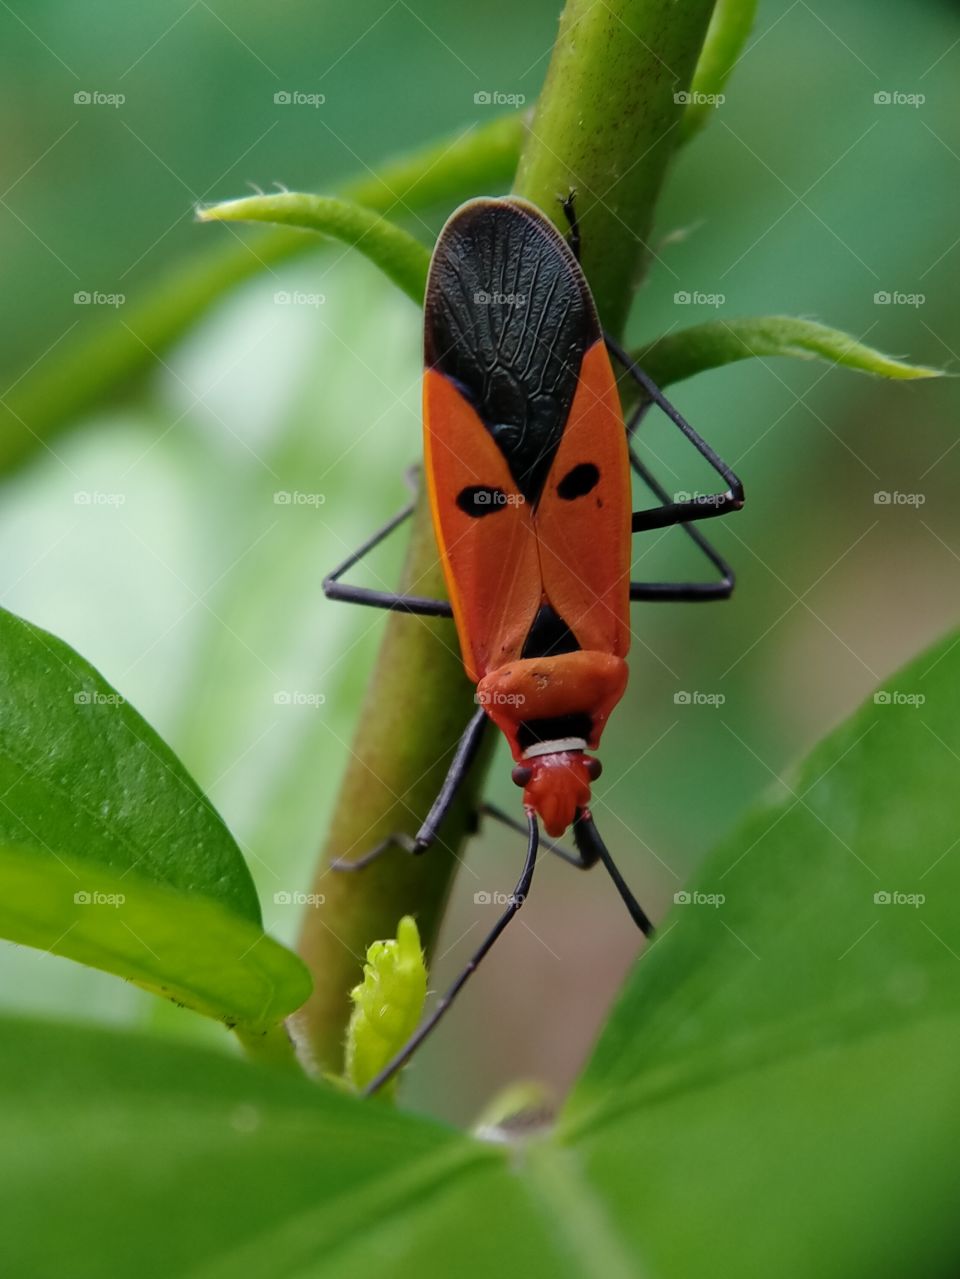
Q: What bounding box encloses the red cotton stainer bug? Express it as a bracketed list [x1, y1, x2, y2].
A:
[323, 194, 744, 1093]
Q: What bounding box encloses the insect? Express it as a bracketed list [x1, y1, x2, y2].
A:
[324, 195, 744, 1094]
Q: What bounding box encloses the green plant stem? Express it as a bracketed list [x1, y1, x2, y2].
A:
[292, 506, 493, 1074]
[293, 0, 719, 1078]
[235, 1023, 302, 1072]
[514, 0, 717, 333]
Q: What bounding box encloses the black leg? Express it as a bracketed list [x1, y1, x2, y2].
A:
[627, 428, 736, 600]
[332, 708, 488, 871]
[620, 368, 739, 600]
[364, 810, 540, 1096]
[607, 333, 744, 516]
[323, 499, 453, 618]
[481, 804, 652, 936]
[574, 811, 654, 937]
[480, 802, 595, 869]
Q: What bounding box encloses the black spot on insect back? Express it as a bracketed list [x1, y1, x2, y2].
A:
[557, 462, 600, 500]
[456, 485, 510, 517]
[425, 198, 601, 508]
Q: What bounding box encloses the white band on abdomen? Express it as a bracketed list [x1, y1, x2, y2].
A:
[522, 737, 587, 760]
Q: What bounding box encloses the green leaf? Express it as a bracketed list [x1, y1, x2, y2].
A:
[0, 113, 524, 475]
[634, 315, 944, 391]
[0, 1018, 564, 1279]
[0, 608, 310, 1031]
[681, 0, 759, 142]
[6, 629, 960, 1278]
[560, 626, 960, 1277]
[198, 195, 431, 305]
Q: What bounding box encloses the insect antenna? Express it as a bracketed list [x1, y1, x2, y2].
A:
[574, 813, 655, 938]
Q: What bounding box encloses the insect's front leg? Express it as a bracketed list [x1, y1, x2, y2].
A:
[332, 707, 488, 870]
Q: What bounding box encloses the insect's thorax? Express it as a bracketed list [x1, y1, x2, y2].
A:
[476, 650, 628, 760]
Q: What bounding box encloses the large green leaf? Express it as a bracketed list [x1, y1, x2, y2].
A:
[560, 626, 960, 1277]
[6, 629, 960, 1276]
[0, 1018, 567, 1279]
[0, 608, 309, 1031]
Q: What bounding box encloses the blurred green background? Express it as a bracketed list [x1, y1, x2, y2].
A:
[0, 0, 956, 1125]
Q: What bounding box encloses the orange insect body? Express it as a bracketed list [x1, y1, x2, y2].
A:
[423, 197, 632, 836]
